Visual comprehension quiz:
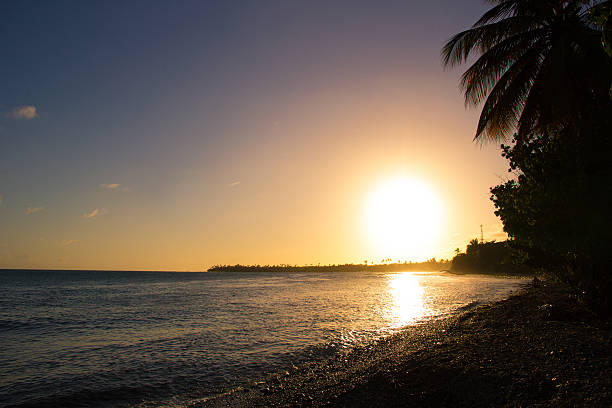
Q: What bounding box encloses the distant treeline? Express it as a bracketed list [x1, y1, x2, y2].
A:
[207, 259, 450, 273]
[451, 239, 531, 276]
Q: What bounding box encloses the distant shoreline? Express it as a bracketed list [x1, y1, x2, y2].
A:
[207, 261, 450, 273]
[206, 262, 533, 277]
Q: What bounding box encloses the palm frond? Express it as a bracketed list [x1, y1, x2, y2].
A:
[473, 1, 517, 26]
[442, 16, 539, 67]
[461, 29, 546, 107]
[475, 46, 545, 141]
[442, 0, 612, 142]
[516, 71, 545, 140]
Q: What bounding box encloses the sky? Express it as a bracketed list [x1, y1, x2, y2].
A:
[0, 0, 511, 271]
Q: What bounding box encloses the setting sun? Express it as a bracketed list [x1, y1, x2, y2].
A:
[366, 177, 443, 260]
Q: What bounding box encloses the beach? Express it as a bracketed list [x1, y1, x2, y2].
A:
[198, 280, 611, 407]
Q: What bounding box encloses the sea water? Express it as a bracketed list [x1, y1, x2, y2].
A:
[0, 270, 527, 407]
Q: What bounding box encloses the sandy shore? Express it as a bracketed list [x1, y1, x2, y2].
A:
[194, 280, 611, 407]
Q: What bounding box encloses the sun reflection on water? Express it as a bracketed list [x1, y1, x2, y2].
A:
[386, 272, 429, 327]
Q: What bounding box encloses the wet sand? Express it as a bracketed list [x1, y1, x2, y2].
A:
[195, 280, 611, 407]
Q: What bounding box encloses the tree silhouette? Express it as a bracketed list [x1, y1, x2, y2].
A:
[442, 0, 612, 143]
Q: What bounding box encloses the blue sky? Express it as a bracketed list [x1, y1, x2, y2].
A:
[0, 1, 510, 270]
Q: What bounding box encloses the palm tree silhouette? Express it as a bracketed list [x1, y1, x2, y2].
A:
[442, 0, 612, 143]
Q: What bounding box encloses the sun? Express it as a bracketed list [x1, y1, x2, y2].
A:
[365, 177, 443, 260]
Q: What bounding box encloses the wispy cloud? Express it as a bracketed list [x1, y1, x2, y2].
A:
[100, 183, 130, 192]
[26, 207, 44, 215]
[228, 181, 241, 187]
[7, 105, 37, 120]
[60, 239, 79, 247]
[100, 183, 120, 189]
[81, 209, 100, 219]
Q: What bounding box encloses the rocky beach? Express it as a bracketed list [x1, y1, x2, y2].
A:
[198, 280, 611, 407]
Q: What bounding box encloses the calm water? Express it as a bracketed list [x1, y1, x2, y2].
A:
[0, 270, 527, 407]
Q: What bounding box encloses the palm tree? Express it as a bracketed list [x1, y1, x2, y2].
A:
[590, 1, 612, 55]
[442, 0, 612, 143]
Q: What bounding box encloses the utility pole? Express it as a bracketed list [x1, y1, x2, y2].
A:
[480, 224, 484, 243]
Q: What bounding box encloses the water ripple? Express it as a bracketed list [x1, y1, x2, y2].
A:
[0, 270, 527, 407]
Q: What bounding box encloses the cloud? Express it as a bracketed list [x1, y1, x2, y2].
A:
[60, 239, 79, 247]
[100, 183, 130, 192]
[8, 105, 37, 120]
[81, 209, 100, 218]
[26, 207, 44, 215]
[228, 181, 241, 187]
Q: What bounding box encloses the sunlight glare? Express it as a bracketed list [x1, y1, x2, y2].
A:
[387, 272, 428, 327]
[366, 177, 443, 259]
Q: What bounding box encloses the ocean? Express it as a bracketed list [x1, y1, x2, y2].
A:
[0, 270, 527, 407]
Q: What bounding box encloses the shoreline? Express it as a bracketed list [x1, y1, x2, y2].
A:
[206, 262, 452, 274]
[195, 280, 610, 407]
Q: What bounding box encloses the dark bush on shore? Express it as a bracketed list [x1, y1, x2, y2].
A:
[451, 239, 530, 276]
[490, 122, 612, 317]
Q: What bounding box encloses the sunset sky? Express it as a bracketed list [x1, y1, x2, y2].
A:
[0, 0, 511, 271]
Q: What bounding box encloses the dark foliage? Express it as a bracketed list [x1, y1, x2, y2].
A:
[490, 115, 612, 315]
[451, 239, 529, 275]
[444, 1, 612, 316]
[590, 0, 612, 56]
